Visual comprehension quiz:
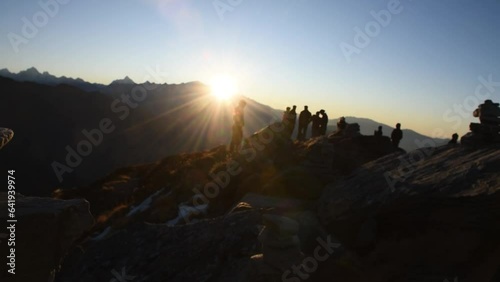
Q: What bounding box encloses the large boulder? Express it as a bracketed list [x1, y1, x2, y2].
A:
[243, 215, 304, 281]
[239, 122, 293, 166]
[56, 210, 262, 282]
[315, 144, 500, 281]
[0, 193, 94, 282]
[461, 122, 500, 147]
[329, 135, 396, 173]
[302, 134, 397, 179]
[261, 165, 324, 200]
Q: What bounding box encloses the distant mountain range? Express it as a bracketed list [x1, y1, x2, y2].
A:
[0, 73, 281, 196]
[0, 67, 138, 92]
[0, 68, 448, 195]
[109, 75, 135, 85]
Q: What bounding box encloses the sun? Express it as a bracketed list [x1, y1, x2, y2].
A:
[210, 75, 238, 100]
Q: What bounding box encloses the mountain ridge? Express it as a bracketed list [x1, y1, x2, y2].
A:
[0, 67, 459, 149]
[0, 67, 106, 92]
[12, 126, 498, 282]
[0, 74, 447, 196]
[110, 75, 135, 85]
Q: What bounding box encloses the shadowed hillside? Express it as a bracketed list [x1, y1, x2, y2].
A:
[0, 74, 451, 197]
[0, 77, 279, 196]
[4, 121, 498, 282]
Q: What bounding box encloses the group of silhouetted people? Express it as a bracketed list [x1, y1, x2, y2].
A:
[227, 98, 500, 155]
[282, 106, 331, 140]
[372, 123, 403, 148]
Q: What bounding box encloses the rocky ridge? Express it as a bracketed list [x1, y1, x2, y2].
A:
[3, 123, 499, 282]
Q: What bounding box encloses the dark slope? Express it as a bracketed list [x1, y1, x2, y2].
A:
[5, 119, 499, 281]
[0, 77, 279, 195]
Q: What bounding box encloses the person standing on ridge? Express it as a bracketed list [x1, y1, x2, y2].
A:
[282, 106, 291, 130]
[374, 126, 383, 137]
[391, 123, 403, 148]
[288, 105, 297, 138]
[282, 107, 291, 122]
[297, 105, 312, 140]
[311, 111, 321, 137]
[229, 100, 246, 155]
[319, 109, 328, 136]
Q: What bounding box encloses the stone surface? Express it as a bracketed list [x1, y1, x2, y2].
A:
[0, 194, 94, 282]
[56, 210, 262, 282]
[261, 244, 304, 271]
[258, 228, 300, 248]
[262, 214, 300, 236]
[40, 124, 500, 282]
[316, 144, 500, 281]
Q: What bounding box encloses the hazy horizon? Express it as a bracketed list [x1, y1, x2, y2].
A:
[2, 0, 500, 138]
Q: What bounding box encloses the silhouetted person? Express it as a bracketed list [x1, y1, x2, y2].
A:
[391, 123, 403, 148]
[229, 100, 246, 155]
[282, 107, 291, 123]
[297, 105, 312, 140]
[282, 106, 294, 138]
[319, 109, 328, 136]
[448, 133, 459, 145]
[337, 116, 347, 132]
[311, 111, 321, 137]
[282, 105, 297, 138]
[473, 99, 500, 126]
[374, 126, 383, 137]
[288, 105, 297, 137]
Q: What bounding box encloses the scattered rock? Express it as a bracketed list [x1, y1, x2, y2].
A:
[318, 144, 500, 281]
[243, 215, 304, 281]
[0, 127, 13, 150]
[228, 193, 310, 215]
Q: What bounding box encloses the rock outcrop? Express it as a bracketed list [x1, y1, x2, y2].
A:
[244, 214, 304, 281]
[56, 210, 262, 282]
[317, 144, 500, 281]
[0, 193, 94, 282]
[30, 123, 500, 282]
[461, 122, 500, 147]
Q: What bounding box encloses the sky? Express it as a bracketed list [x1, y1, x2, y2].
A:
[1, 0, 500, 138]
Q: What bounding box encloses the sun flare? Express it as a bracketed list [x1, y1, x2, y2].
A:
[210, 75, 238, 100]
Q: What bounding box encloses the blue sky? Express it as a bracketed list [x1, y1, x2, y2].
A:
[1, 0, 499, 138]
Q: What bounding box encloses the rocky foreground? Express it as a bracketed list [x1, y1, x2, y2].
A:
[2, 123, 500, 282]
